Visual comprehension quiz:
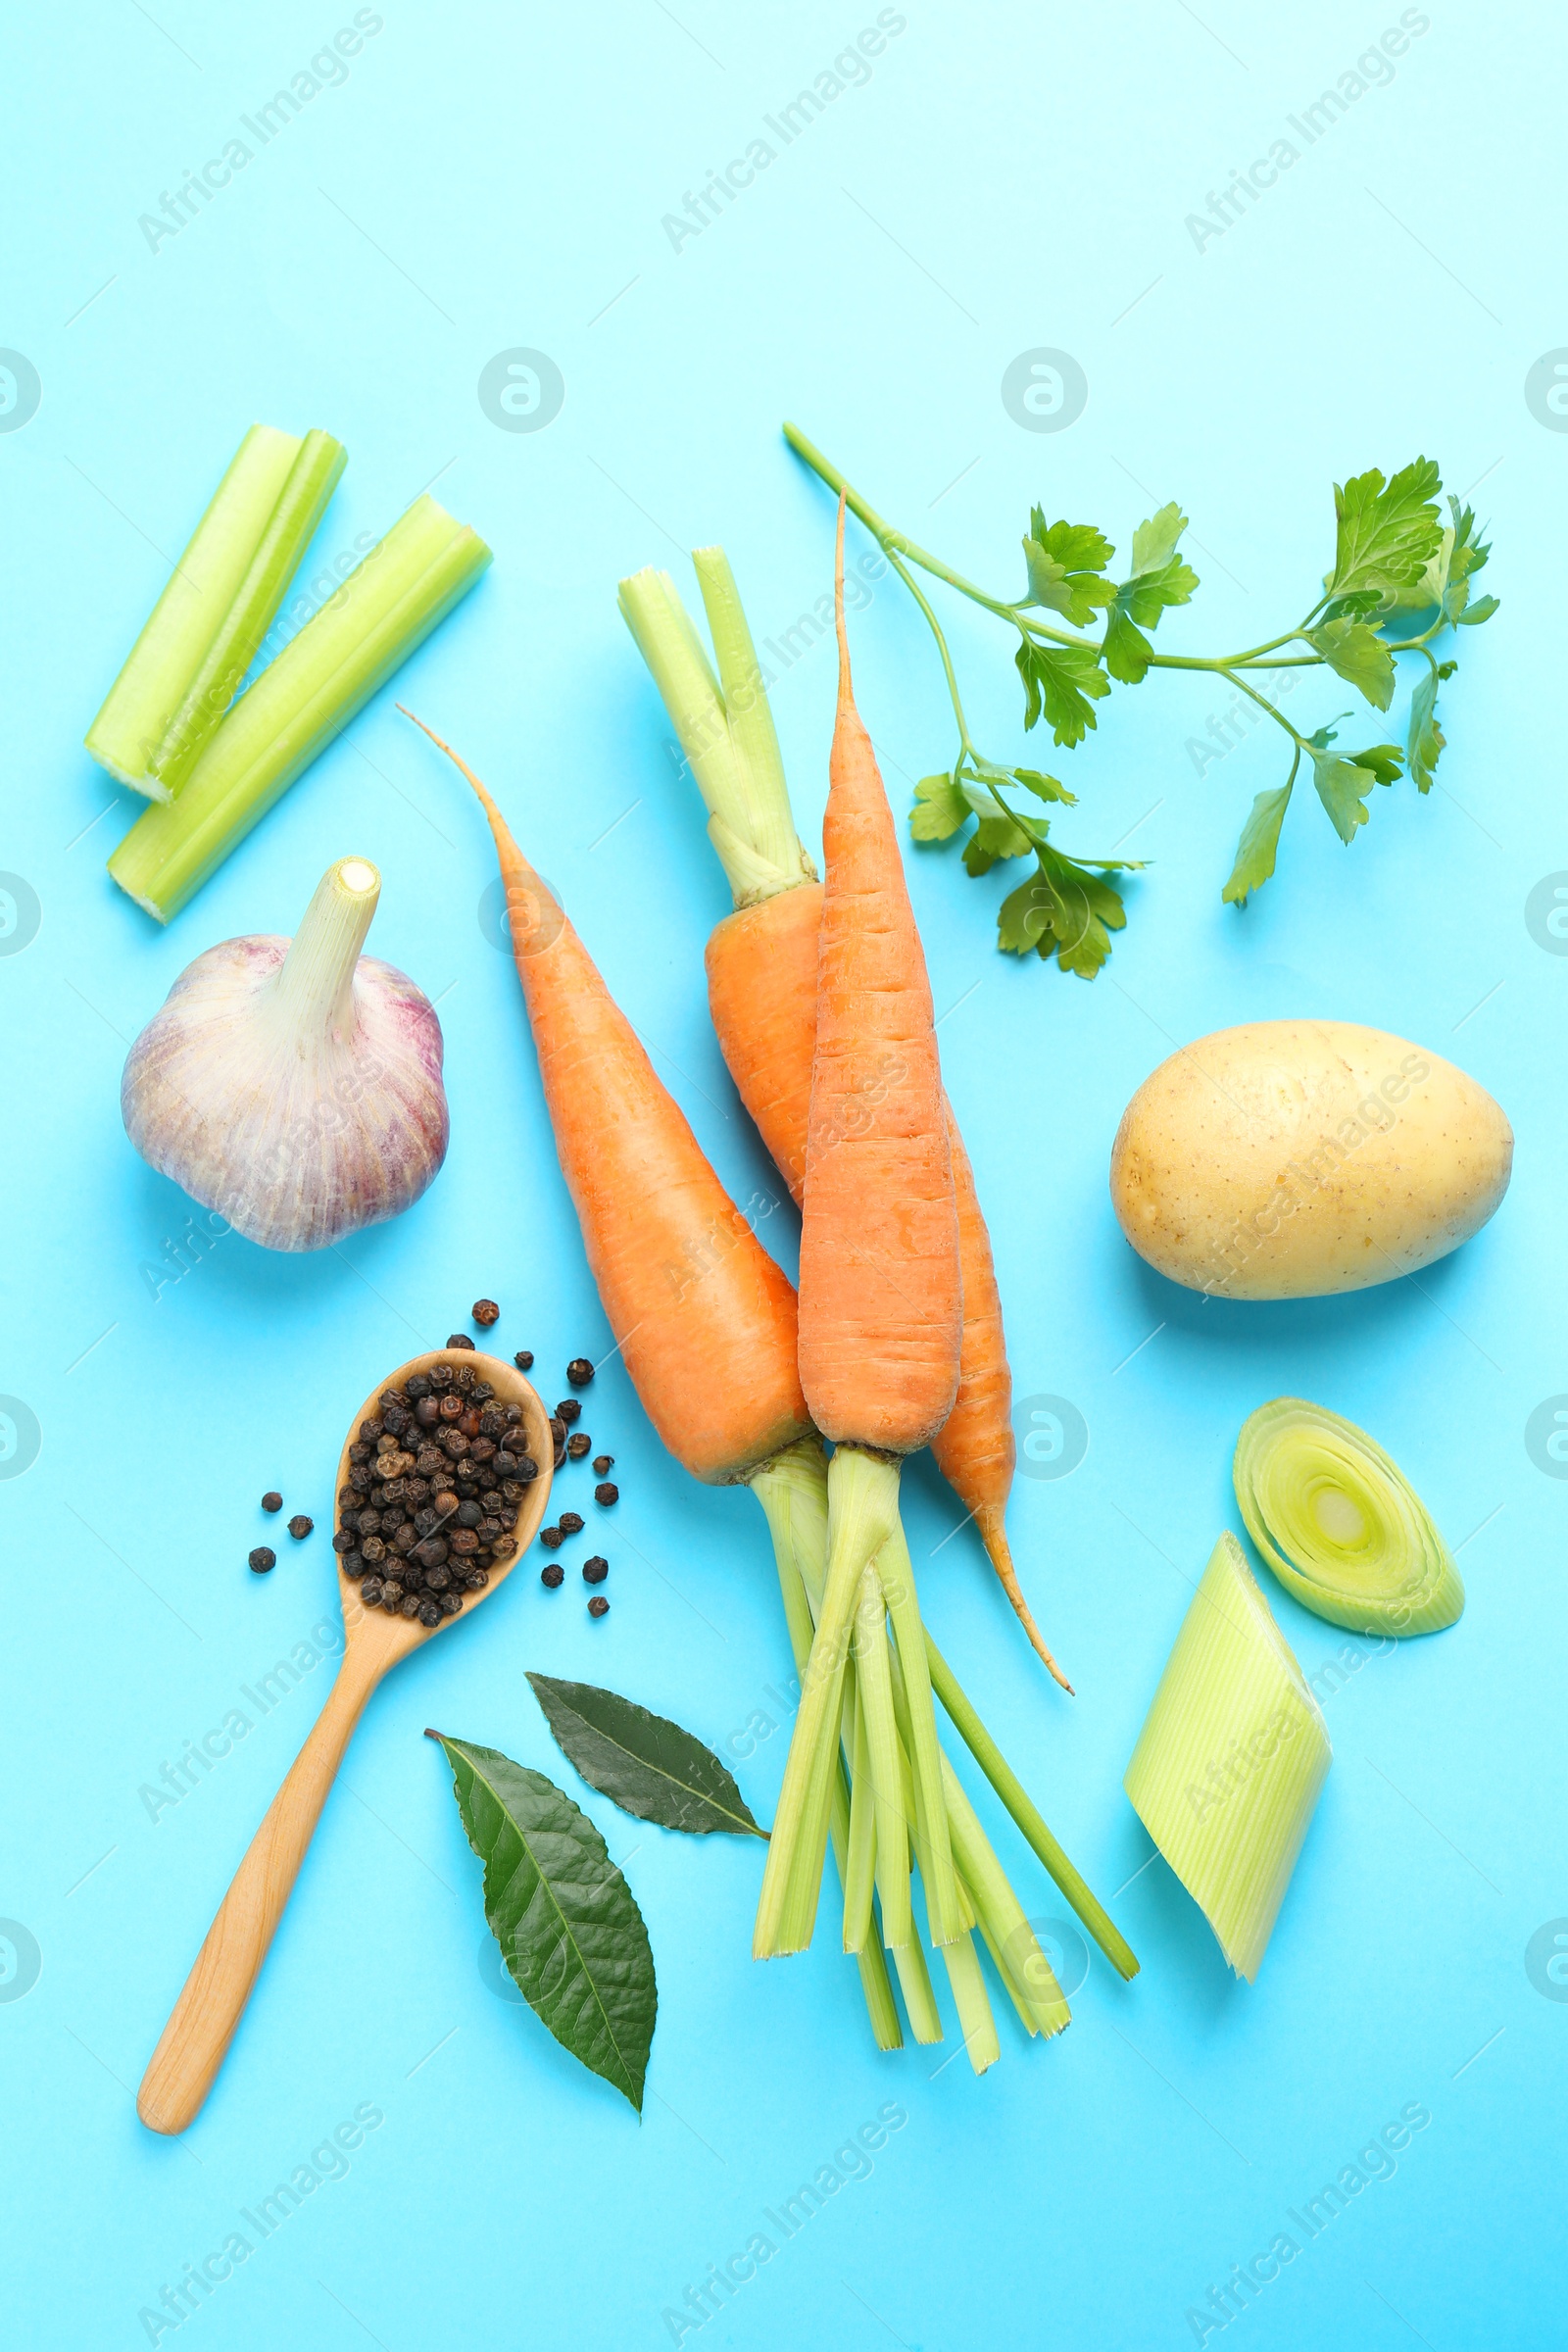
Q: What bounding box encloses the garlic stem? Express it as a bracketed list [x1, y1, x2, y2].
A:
[271, 858, 381, 1038]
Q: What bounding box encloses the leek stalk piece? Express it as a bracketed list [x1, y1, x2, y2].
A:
[1124, 1533, 1331, 1982]
[109, 497, 491, 922]
[1233, 1396, 1464, 1637]
[86, 425, 344, 800]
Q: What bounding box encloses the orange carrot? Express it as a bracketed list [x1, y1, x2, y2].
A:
[631, 542, 1067, 1685]
[708, 883, 1068, 1687]
[797, 507, 962, 1453]
[399, 710, 810, 1486]
[755, 504, 966, 1957]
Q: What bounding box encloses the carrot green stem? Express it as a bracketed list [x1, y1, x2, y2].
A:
[891, 1939, 944, 2045]
[108, 496, 491, 922]
[748, 1442, 902, 2046]
[938, 1931, 1001, 2075]
[87, 423, 310, 802]
[755, 1445, 901, 1955]
[618, 560, 816, 907]
[853, 1567, 912, 1951]
[843, 1675, 877, 1955]
[924, 1633, 1140, 1981]
[876, 1518, 960, 1944]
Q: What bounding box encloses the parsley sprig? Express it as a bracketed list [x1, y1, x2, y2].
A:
[784, 425, 1497, 977]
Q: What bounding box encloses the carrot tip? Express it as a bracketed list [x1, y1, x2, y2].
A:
[977, 1511, 1073, 1692]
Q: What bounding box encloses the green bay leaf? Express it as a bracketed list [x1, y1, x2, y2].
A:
[526, 1673, 766, 1838]
[430, 1731, 657, 2112]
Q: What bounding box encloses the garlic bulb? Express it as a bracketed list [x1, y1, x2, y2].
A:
[122, 857, 449, 1250]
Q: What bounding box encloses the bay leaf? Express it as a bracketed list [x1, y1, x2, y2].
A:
[526, 1672, 766, 1839]
[428, 1730, 656, 2112]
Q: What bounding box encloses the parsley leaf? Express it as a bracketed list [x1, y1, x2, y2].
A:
[1456, 593, 1499, 627]
[1307, 732, 1404, 843]
[1129, 503, 1188, 576]
[1015, 638, 1110, 745]
[1222, 782, 1295, 906]
[1020, 512, 1115, 626]
[1327, 459, 1444, 600]
[1305, 615, 1396, 710]
[1406, 668, 1445, 792]
[909, 772, 971, 842]
[997, 843, 1138, 978]
[962, 801, 1034, 875]
[1102, 604, 1154, 684]
[1010, 765, 1075, 806]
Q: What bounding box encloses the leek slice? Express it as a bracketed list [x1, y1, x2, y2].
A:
[109, 496, 490, 922]
[1233, 1396, 1463, 1637]
[86, 424, 340, 801]
[1124, 1533, 1330, 1982]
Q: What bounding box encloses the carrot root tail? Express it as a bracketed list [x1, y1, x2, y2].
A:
[975, 1507, 1074, 1694]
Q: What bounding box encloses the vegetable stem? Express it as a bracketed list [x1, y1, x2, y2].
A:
[270, 856, 380, 1035]
[87, 424, 309, 802]
[108, 497, 491, 922]
[924, 1634, 1139, 1980]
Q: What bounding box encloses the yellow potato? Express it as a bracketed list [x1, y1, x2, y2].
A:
[1109, 1019, 1512, 1298]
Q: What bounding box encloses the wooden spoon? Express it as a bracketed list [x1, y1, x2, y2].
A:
[136, 1348, 555, 2135]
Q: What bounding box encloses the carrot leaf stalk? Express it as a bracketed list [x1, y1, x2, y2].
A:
[619, 558, 817, 907]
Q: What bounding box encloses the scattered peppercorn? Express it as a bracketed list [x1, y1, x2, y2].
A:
[559, 1511, 585, 1536]
[447, 1333, 475, 1350]
[595, 1482, 619, 1506]
[556, 1396, 582, 1425]
[566, 1432, 591, 1461]
[583, 1556, 608, 1586]
[472, 1298, 500, 1326]
[541, 1562, 564, 1589]
[592, 1454, 613, 1476]
[262, 1491, 283, 1513]
[588, 1594, 610, 1618]
[514, 1349, 534, 1370]
[540, 1525, 564, 1549]
[287, 1514, 314, 1541]
[566, 1357, 595, 1387]
[249, 1546, 276, 1574]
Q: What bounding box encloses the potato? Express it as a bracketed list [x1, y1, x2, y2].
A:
[1109, 1019, 1511, 1298]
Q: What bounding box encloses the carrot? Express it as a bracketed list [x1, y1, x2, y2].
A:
[754, 501, 967, 1957]
[408, 707, 1137, 2032]
[628, 553, 1069, 1686]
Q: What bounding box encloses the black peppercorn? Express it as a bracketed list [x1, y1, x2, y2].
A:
[541, 1562, 564, 1589]
[416, 1598, 439, 1626]
[472, 1298, 500, 1326]
[588, 1594, 610, 1618]
[583, 1556, 608, 1586]
[400, 1592, 422, 1618]
[332, 1528, 357, 1554]
[249, 1546, 276, 1574]
[262, 1491, 283, 1513]
[514, 1348, 534, 1370]
[406, 1373, 431, 1399]
[566, 1357, 595, 1387]
[415, 1395, 440, 1428]
[592, 1454, 613, 1476]
[361, 1578, 384, 1606]
[595, 1482, 619, 1506]
[287, 1514, 314, 1541]
[559, 1510, 584, 1536]
[342, 1551, 365, 1580]
[556, 1396, 582, 1425]
[453, 1362, 477, 1392]
[491, 1534, 516, 1561]
[428, 1363, 453, 1391]
[540, 1525, 564, 1549]
[566, 1432, 591, 1460]
[550, 1418, 567, 1469]
[447, 1333, 475, 1350]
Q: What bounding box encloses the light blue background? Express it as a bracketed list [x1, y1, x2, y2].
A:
[3, 4, 1561, 2346]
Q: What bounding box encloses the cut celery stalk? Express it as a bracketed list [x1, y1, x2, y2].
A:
[109, 497, 491, 922]
[151, 429, 347, 796]
[1124, 1532, 1332, 1982]
[87, 425, 307, 800]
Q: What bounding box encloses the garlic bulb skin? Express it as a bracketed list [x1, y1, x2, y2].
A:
[122, 857, 449, 1250]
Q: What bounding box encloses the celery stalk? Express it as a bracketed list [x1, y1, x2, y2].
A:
[151, 429, 347, 795]
[109, 497, 491, 922]
[87, 424, 306, 801]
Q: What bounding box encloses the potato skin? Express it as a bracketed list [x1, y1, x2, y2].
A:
[1109, 1019, 1512, 1299]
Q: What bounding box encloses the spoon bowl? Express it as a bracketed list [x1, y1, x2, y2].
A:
[136, 1348, 553, 2134]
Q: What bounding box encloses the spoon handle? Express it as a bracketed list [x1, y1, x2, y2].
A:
[137, 1651, 382, 2133]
